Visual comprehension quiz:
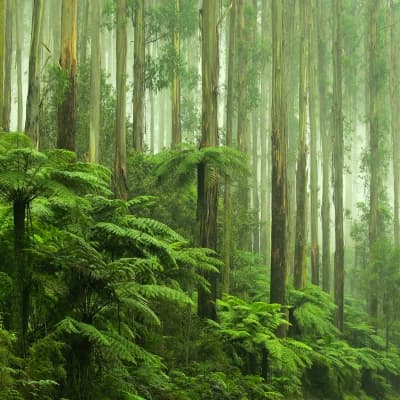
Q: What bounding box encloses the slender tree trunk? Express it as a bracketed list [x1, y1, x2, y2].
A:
[390, 0, 400, 248]
[260, 0, 270, 263]
[15, 0, 23, 131]
[171, 0, 181, 147]
[0, 0, 5, 130]
[114, 0, 128, 200]
[270, 0, 288, 337]
[332, 0, 344, 332]
[133, 0, 145, 152]
[236, 0, 251, 251]
[368, 0, 384, 330]
[318, 0, 331, 293]
[57, 0, 77, 151]
[294, 0, 308, 290]
[222, 0, 236, 294]
[25, 0, 44, 148]
[252, 112, 260, 253]
[309, 0, 320, 286]
[150, 91, 155, 153]
[251, 0, 260, 254]
[197, 0, 218, 320]
[3, 0, 12, 131]
[89, 0, 101, 163]
[285, 0, 297, 280]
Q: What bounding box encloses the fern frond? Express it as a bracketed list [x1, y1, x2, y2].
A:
[56, 317, 110, 347]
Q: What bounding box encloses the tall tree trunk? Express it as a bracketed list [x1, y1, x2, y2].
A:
[285, 0, 297, 280]
[222, 0, 236, 294]
[270, 0, 288, 337]
[236, 0, 251, 251]
[171, 0, 181, 147]
[78, 0, 89, 64]
[252, 112, 260, 253]
[332, 0, 344, 332]
[197, 0, 218, 320]
[294, 0, 308, 290]
[15, 0, 23, 131]
[367, 0, 385, 330]
[309, 0, 320, 286]
[251, 0, 260, 254]
[133, 0, 145, 152]
[114, 0, 128, 200]
[89, 0, 101, 163]
[57, 0, 77, 151]
[390, 0, 400, 247]
[25, 0, 44, 148]
[3, 0, 12, 131]
[0, 0, 5, 130]
[260, 0, 270, 263]
[318, 0, 331, 293]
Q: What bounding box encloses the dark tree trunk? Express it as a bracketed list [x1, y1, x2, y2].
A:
[56, 0, 77, 151]
[270, 0, 288, 337]
[197, 0, 219, 321]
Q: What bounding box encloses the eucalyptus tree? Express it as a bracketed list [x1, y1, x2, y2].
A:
[270, 0, 288, 336]
[367, 0, 388, 329]
[3, 0, 12, 131]
[15, 0, 23, 131]
[223, 0, 236, 294]
[57, 0, 77, 151]
[318, 0, 331, 293]
[294, 0, 308, 290]
[259, 0, 271, 264]
[89, 0, 101, 163]
[332, 0, 344, 331]
[251, 0, 260, 254]
[236, 0, 251, 251]
[114, 0, 128, 200]
[78, 0, 89, 64]
[390, 0, 400, 248]
[25, 0, 44, 148]
[132, 0, 145, 152]
[0, 0, 3, 130]
[308, 0, 320, 286]
[198, 0, 219, 320]
[171, 0, 181, 147]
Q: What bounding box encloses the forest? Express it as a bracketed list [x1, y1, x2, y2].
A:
[1, 0, 400, 399]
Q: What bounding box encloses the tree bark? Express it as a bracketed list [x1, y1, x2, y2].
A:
[89, 0, 101, 163]
[56, 0, 77, 151]
[309, 0, 320, 286]
[78, 0, 89, 64]
[114, 0, 128, 200]
[133, 0, 145, 152]
[0, 0, 5, 130]
[294, 0, 308, 290]
[197, 0, 219, 320]
[367, 0, 385, 330]
[270, 0, 288, 337]
[390, 0, 400, 247]
[3, 0, 12, 131]
[318, 0, 331, 293]
[222, 0, 236, 294]
[236, 0, 251, 251]
[15, 0, 23, 131]
[171, 0, 181, 147]
[260, 0, 270, 263]
[25, 0, 44, 148]
[332, 0, 344, 331]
